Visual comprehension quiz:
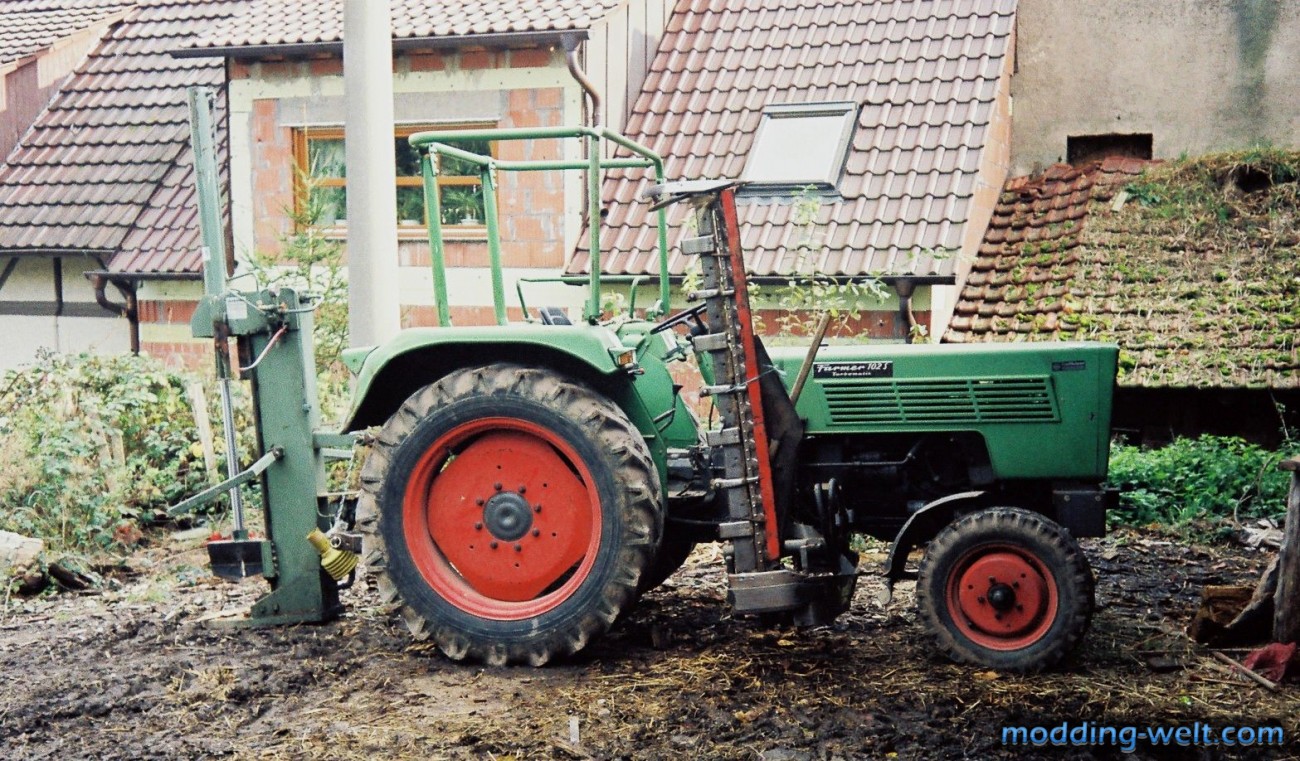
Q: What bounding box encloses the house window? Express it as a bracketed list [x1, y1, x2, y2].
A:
[1066, 133, 1153, 166]
[741, 102, 858, 190]
[293, 124, 494, 233]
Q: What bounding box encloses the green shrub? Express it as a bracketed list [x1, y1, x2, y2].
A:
[1108, 435, 1291, 526]
[0, 353, 234, 558]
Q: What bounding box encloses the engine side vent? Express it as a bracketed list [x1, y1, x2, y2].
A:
[822, 376, 1060, 426]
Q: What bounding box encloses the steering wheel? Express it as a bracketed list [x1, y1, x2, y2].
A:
[649, 302, 710, 335]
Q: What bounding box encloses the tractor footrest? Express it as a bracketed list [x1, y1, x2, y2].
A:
[729, 568, 859, 624]
[728, 570, 809, 613]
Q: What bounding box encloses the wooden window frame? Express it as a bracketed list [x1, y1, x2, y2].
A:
[292, 122, 496, 240]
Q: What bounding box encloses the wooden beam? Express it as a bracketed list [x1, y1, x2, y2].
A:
[0, 258, 18, 293]
[0, 301, 109, 318]
[1275, 457, 1300, 644]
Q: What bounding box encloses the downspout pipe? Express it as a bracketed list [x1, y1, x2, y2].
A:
[563, 33, 605, 322]
[91, 274, 139, 354]
[894, 278, 918, 344]
[562, 34, 600, 129]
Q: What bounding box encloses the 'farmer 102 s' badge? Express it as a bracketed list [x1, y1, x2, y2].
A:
[813, 361, 894, 379]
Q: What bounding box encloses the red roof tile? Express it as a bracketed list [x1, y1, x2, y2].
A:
[943, 156, 1300, 389]
[568, 0, 1017, 279]
[0, 0, 135, 66]
[186, 0, 625, 52]
[0, 0, 247, 276]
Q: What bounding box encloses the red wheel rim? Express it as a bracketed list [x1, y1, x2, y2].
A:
[402, 417, 602, 621]
[945, 543, 1058, 651]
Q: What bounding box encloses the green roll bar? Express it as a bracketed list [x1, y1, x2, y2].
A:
[410, 125, 670, 326]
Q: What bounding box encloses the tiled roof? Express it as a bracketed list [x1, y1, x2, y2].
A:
[944, 156, 1300, 389]
[186, 0, 625, 52]
[0, 0, 135, 67]
[0, 0, 246, 276]
[568, 0, 1017, 279]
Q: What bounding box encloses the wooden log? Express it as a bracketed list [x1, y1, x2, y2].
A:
[1275, 457, 1300, 644]
[1211, 651, 1280, 692]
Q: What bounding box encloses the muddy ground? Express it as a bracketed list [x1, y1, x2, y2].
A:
[0, 530, 1296, 760]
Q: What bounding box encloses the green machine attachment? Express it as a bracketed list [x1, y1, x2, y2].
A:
[169, 87, 358, 626]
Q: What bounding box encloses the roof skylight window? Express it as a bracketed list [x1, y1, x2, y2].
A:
[741, 101, 858, 191]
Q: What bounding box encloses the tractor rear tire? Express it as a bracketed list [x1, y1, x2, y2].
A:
[637, 536, 696, 593]
[355, 364, 662, 666]
[916, 507, 1093, 673]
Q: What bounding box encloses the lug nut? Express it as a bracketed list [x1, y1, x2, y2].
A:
[534, 504, 542, 513]
[490, 541, 499, 550]
[476, 498, 485, 506]
[518, 485, 526, 494]
[514, 544, 522, 552]
[474, 522, 483, 531]
[977, 596, 986, 604]
[532, 528, 541, 538]
[494, 483, 503, 491]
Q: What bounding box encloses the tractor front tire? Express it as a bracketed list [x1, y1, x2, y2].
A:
[916, 507, 1093, 673]
[355, 364, 662, 666]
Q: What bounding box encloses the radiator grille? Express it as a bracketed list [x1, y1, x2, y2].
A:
[822, 376, 1059, 425]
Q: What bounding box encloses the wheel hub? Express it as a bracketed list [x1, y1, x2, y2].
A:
[949, 548, 1057, 650]
[483, 491, 533, 541]
[986, 582, 1016, 611]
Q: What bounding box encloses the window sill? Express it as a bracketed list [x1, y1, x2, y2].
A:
[306, 225, 489, 242]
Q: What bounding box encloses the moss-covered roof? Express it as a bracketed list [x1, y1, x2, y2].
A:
[944, 151, 1300, 389]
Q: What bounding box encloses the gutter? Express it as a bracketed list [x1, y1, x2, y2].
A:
[84, 269, 202, 282]
[0, 247, 115, 257]
[171, 29, 588, 60]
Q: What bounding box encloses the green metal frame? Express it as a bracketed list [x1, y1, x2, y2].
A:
[410, 125, 671, 325]
[181, 87, 352, 626]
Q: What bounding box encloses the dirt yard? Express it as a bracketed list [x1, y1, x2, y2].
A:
[0, 530, 1296, 760]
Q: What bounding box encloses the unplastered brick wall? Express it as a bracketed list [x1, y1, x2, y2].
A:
[233, 47, 578, 329]
[137, 295, 209, 369]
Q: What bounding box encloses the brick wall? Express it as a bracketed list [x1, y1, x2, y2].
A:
[235, 49, 571, 331]
[137, 298, 210, 369]
[250, 97, 296, 254]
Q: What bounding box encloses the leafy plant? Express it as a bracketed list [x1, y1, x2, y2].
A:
[440, 185, 483, 225]
[771, 186, 888, 338]
[246, 170, 349, 376]
[1107, 435, 1290, 526]
[0, 353, 234, 560]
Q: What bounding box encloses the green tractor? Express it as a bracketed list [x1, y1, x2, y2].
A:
[341, 128, 1118, 671]
[182, 90, 1117, 673]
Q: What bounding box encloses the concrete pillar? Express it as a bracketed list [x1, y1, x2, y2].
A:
[343, 0, 401, 347]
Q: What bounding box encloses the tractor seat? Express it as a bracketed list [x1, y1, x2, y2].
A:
[537, 306, 572, 325]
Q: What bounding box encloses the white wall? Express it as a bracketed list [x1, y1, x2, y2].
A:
[1013, 0, 1300, 173]
[0, 256, 129, 371]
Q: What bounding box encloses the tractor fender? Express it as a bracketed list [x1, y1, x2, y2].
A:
[340, 325, 631, 433]
[882, 490, 986, 585]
